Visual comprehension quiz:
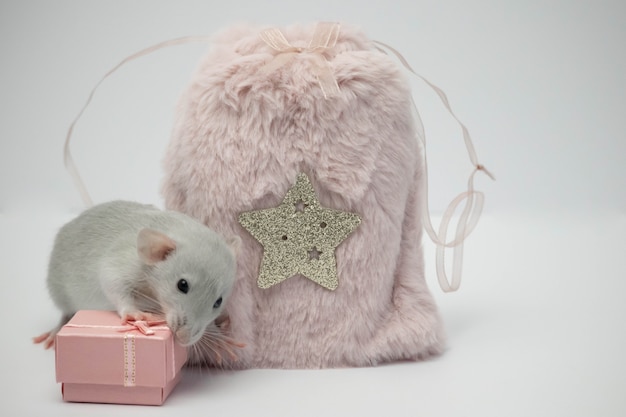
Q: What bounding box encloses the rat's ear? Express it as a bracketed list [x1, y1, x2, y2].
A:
[137, 228, 177, 265]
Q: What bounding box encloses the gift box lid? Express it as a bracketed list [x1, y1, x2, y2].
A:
[55, 310, 187, 387]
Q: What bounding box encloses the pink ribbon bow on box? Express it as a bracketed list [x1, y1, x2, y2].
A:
[119, 319, 168, 336]
[65, 318, 169, 335]
[259, 22, 341, 99]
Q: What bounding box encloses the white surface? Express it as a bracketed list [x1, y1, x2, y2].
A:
[1, 1, 625, 416]
[3, 213, 625, 416]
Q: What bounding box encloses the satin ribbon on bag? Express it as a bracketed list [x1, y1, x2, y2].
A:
[63, 36, 213, 208]
[259, 22, 341, 98]
[374, 41, 495, 292]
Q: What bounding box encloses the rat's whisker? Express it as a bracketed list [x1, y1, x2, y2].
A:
[130, 290, 164, 315]
[184, 324, 244, 371]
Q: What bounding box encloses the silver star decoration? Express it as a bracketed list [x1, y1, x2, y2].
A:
[238, 173, 361, 290]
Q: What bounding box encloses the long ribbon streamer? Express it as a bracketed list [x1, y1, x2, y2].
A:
[64, 36, 213, 207]
[374, 41, 495, 292]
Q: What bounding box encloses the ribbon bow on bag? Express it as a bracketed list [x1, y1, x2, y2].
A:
[259, 22, 341, 99]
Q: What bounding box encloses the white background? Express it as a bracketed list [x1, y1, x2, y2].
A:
[1, 1, 625, 416]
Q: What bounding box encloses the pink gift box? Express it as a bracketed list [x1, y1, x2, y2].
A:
[55, 310, 188, 405]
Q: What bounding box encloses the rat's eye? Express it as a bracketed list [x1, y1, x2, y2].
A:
[213, 296, 223, 309]
[177, 279, 189, 294]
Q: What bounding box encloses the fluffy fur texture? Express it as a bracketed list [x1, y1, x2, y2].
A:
[162, 22, 445, 368]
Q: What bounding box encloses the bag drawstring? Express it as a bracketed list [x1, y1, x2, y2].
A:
[64, 36, 212, 208]
[374, 41, 495, 292]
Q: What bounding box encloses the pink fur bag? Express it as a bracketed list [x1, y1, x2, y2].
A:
[160, 22, 491, 369]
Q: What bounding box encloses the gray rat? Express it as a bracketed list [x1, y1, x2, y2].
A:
[34, 200, 238, 350]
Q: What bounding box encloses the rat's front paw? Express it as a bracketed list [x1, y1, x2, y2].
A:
[120, 310, 160, 324]
[33, 331, 56, 350]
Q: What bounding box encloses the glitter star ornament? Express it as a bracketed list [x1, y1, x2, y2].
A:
[238, 173, 361, 290]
